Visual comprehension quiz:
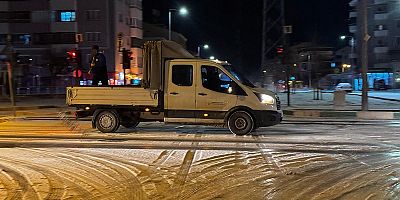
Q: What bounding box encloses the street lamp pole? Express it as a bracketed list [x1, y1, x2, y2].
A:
[340, 35, 356, 90]
[197, 44, 209, 58]
[197, 46, 201, 57]
[340, 35, 355, 70]
[168, 10, 172, 40]
[168, 7, 188, 41]
[350, 37, 355, 67]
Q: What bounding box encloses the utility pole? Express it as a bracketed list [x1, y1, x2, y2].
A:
[168, 10, 172, 41]
[308, 53, 312, 88]
[281, 0, 291, 107]
[3, 35, 16, 116]
[6, 62, 15, 113]
[261, 0, 285, 90]
[361, 0, 369, 111]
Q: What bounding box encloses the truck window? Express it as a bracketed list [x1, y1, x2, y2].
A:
[201, 65, 246, 95]
[172, 65, 193, 86]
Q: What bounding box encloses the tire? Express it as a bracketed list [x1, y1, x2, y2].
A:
[227, 111, 254, 136]
[95, 110, 120, 133]
[121, 120, 140, 129]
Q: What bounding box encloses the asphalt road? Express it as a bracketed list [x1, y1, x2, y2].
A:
[0, 118, 399, 199]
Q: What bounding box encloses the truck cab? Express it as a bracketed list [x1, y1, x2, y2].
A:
[164, 59, 282, 134]
[67, 41, 282, 135]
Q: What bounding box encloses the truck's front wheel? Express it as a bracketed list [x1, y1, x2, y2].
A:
[95, 110, 120, 133]
[227, 111, 254, 136]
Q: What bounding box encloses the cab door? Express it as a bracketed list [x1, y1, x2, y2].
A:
[195, 63, 241, 124]
[165, 61, 197, 123]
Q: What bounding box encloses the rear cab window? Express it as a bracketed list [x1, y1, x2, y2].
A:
[172, 65, 193, 86]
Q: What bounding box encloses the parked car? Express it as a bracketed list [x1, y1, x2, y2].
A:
[335, 83, 352, 92]
[373, 79, 389, 90]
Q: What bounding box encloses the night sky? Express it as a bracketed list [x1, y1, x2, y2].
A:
[143, 0, 349, 75]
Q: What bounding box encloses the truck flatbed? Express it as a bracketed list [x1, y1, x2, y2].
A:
[66, 86, 159, 107]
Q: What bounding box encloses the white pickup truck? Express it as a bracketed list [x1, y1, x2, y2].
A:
[67, 41, 282, 135]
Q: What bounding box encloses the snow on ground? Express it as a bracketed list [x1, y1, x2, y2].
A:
[0, 119, 398, 199]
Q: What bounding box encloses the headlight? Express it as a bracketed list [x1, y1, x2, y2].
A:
[255, 93, 275, 105]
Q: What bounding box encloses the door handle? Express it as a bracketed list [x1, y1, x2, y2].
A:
[198, 93, 207, 96]
[170, 92, 179, 95]
[210, 101, 226, 106]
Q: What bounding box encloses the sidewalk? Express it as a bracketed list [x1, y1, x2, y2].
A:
[0, 95, 74, 120]
[0, 95, 66, 112]
[278, 91, 400, 119]
[349, 90, 400, 103]
[278, 91, 400, 110]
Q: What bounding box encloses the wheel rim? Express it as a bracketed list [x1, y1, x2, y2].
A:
[99, 114, 114, 129]
[234, 117, 247, 130]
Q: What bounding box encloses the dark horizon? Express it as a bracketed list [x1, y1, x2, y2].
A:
[144, 0, 349, 75]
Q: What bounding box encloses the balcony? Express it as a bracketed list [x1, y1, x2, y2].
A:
[374, 30, 388, 37]
[375, 13, 388, 20]
[0, 11, 30, 23]
[374, 46, 389, 54]
[349, 25, 357, 33]
[349, 53, 357, 59]
[129, 0, 142, 9]
[349, 11, 357, 18]
[129, 18, 142, 29]
[374, 0, 388, 4]
[349, 0, 358, 7]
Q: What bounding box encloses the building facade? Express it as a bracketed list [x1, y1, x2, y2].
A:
[349, 0, 400, 89]
[0, 0, 143, 88]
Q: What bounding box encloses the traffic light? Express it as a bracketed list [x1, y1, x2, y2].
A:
[276, 46, 284, 55]
[67, 49, 82, 69]
[67, 49, 77, 63]
[122, 49, 132, 69]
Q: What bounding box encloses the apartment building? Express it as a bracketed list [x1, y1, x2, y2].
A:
[349, 0, 400, 89]
[0, 0, 143, 87]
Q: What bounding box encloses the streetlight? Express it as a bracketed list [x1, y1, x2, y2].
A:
[179, 7, 188, 15]
[339, 35, 355, 57]
[197, 44, 209, 58]
[340, 35, 356, 88]
[168, 7, 188, 41]
[341, 64, 351, 73]
[340, 35, 355, 48]
[209, 56, 215, 60]
[300, 52, 312, 88]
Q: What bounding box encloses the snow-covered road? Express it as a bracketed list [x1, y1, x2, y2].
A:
[0, 119, 399, 199]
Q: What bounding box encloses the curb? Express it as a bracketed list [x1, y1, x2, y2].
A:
[320, 91, 400, 102]
[0, 105, 65, 112]
[284, 109, 400, 120]
[347, 93, 400, 103]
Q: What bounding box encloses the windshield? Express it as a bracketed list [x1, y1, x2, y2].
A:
[222, 65, 256, 88]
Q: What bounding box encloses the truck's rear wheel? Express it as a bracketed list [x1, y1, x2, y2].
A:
[227, 111, 254, 136]
[95, 110, 120, 133]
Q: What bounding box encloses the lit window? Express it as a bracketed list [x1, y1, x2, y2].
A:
[60, 11, 76, 22]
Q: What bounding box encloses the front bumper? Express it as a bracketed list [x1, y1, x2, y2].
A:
[253, 110, 283, 127]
